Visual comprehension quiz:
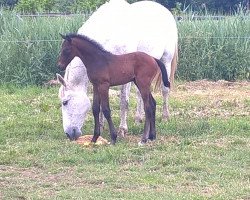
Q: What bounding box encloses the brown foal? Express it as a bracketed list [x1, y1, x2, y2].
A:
[57, 33, 170, 145]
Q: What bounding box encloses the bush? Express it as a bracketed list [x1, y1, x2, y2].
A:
[15, 0, 56, 13]
[15, 0, 107, 14]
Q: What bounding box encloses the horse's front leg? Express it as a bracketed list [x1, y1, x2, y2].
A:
[91, 85, 101, 143]
[99, 83, 117, 144]
[118, 83, 131, 137]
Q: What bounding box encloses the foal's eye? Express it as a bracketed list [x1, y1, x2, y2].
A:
[63, 49, 71, 56]
[62, 100, 68, 106]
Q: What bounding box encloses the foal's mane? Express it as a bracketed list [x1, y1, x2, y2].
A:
[66, 33, 112, 55]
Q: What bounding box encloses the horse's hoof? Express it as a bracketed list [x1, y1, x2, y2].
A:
[135, 116, 143, 125]
[162, 114, 170, 121]
[118, 128, 128, 138]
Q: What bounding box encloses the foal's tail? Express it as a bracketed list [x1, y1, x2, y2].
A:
[153, 58, 170, 90]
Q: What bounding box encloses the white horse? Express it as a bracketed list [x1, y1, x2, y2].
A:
[57, 57, 91, 140]
[60, 0, 178, 139]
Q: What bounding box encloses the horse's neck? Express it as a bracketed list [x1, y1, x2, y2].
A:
[64, 60, 88, 93]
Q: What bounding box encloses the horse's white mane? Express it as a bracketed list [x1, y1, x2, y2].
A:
[58, 57, 89, 99]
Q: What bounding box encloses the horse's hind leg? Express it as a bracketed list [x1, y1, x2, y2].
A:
[118, 83, 131, 137]
[148, 94, 156, 141]
[161, 53, 172, 120]
[162, 86, 170, 120]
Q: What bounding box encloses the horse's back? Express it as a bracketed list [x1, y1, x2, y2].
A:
[78, 0, 130, 49]
[131, 1, 178, 59]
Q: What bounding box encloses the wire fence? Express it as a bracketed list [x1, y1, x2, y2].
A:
[0, 36, 250, 43]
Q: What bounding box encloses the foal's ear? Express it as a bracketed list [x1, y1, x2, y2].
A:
[56, 73, 67, 87]
[59, 33, 72, 43]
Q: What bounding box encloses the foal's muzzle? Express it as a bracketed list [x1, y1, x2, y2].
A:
[57, 62, 66, 71]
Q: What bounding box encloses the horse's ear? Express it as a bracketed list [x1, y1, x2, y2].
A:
[56, 73, 67, 87]
[59, 33, 71, 43]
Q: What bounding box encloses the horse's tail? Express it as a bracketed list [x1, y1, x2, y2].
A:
[154, 58, 170, 89]
[153, 43, 178, 92]
[170, 42, 178, 87]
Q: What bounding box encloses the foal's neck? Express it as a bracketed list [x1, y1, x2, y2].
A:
[73, 38, 112, 69]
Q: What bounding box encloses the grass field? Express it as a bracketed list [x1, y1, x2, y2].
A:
[0, 80, 249, 199]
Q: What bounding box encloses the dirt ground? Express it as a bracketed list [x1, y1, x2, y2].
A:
[170, 80, 250, 118]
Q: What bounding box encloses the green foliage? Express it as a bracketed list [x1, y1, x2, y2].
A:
[0, 11, 85, 85]
[3, 0, 249, 13]
[74, 0, 106, 12]
[15, 0, 56, 13]
[156, 0, 249, 13]
[177, 16, 250, 81]
[0, 11, 249, 85]
[0, 0, 18, 9]
[15, 0, 39, 13]
[15, 0, 107, 14]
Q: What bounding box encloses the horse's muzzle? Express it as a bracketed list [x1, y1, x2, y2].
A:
[65, 127, 81, 141]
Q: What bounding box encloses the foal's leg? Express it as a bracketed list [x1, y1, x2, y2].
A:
[135, 85, 153, 145]
[91, 85, 101, 143]
[99, 83, 117, 144]
[135, 87, 144, 124]
[140, 95, 153, 144]
[148, 94, 157, 141]
[118, 83, 131, 137]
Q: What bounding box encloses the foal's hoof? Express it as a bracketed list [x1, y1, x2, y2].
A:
[148, 134, 156, 141]
[111, 140, 116, 145]
[138, 139, 148, 146]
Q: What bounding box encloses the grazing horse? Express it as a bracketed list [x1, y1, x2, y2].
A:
[57, 58, 91, 140]
[61, 0, 178, 137]
[57, 33, 170, 145]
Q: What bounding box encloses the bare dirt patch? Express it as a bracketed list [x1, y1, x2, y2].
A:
[171, 80, 250, 118]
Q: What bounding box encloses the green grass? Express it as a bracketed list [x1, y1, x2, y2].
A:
[0, 81, 249, 199]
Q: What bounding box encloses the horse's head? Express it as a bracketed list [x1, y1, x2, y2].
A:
[57, 34, 78, 71]
[57, 73, 91, 141]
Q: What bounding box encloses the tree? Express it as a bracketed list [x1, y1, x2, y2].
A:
[0, 0, 18, 9]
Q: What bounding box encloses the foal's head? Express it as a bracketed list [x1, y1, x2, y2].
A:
[57, 34, 79, 71]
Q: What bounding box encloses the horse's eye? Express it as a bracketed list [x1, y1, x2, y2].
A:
[62, 100, 68, 106]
